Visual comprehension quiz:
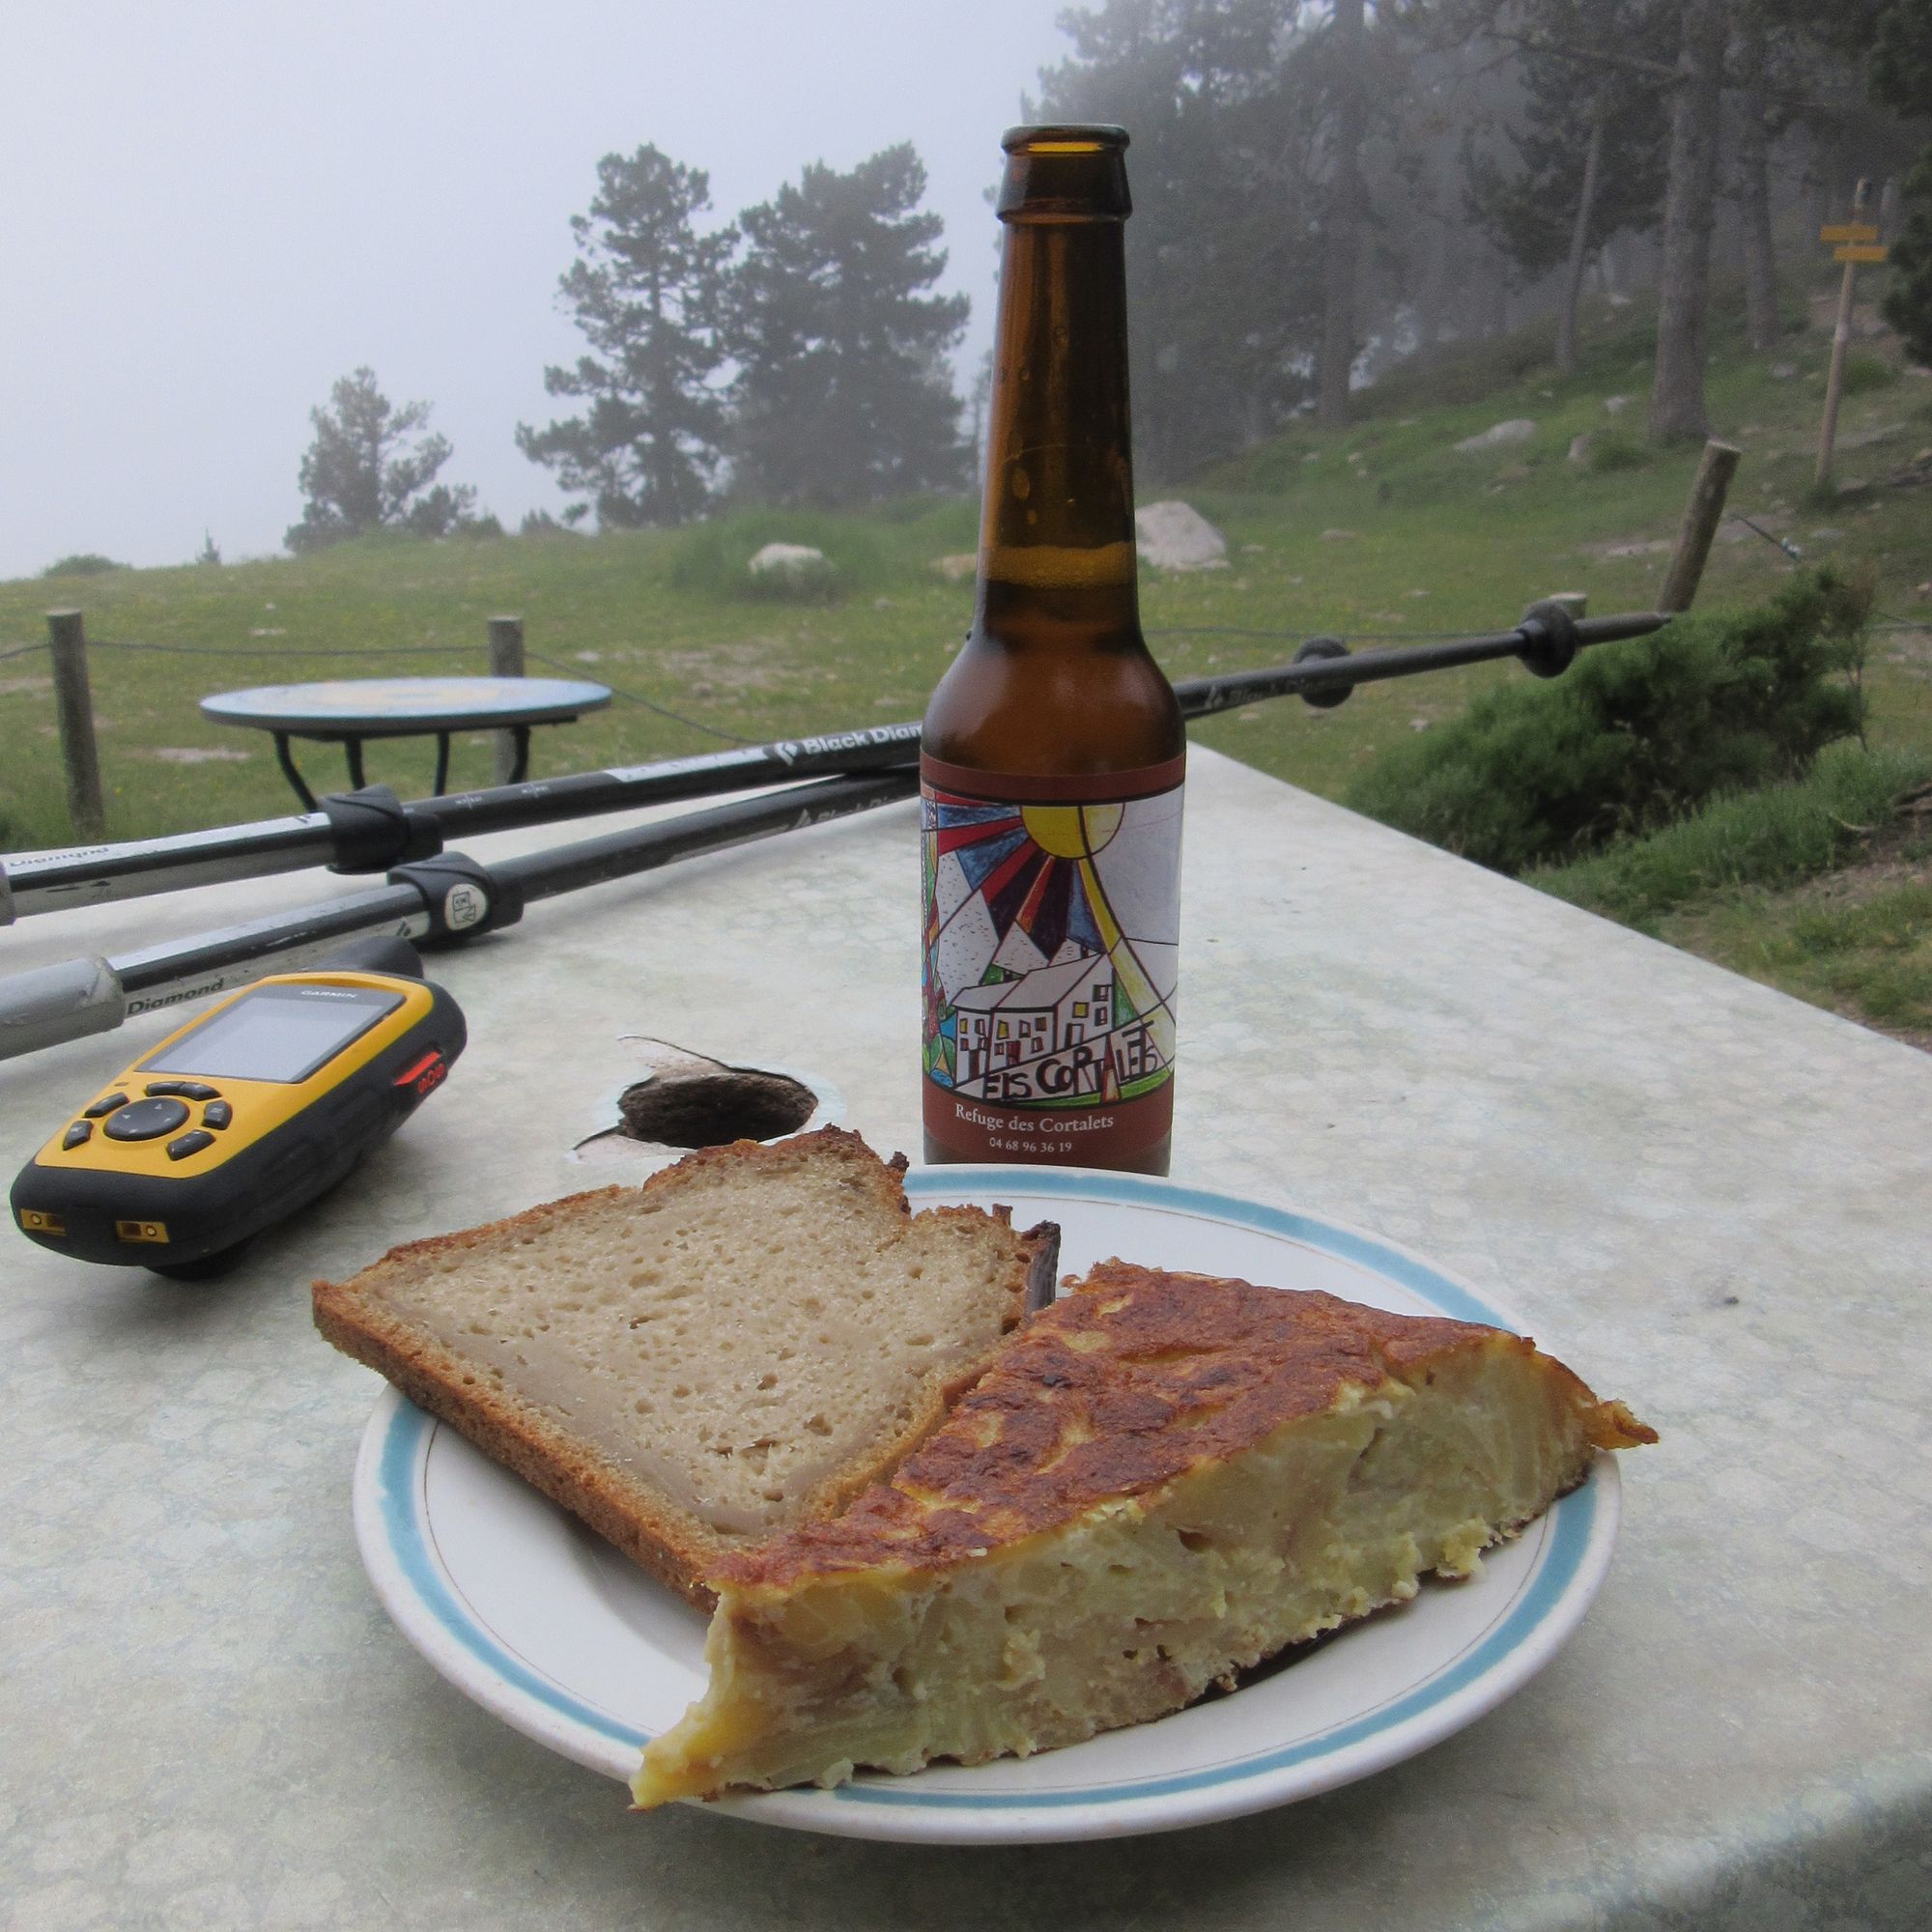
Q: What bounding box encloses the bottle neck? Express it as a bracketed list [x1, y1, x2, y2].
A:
[974, 216, 1139, 639]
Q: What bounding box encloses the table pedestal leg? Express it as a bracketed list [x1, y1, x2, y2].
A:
[344, 738, 368, 790]
[273, 734, 319, 811]
[509, 725, 532, 784]
[433, 733, 452, 796]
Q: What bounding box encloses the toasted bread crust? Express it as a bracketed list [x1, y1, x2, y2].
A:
[312, 1128, 1058, 1606]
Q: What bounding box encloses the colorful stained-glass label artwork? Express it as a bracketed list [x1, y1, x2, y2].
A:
[922, 778, 1181, 1155]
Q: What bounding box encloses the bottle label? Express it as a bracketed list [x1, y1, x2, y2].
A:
[921, 753, 1183, 1168]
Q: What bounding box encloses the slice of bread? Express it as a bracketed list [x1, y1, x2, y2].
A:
[313, 1126, 1058, 1605]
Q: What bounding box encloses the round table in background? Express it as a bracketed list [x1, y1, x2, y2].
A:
[200, 675, 613, 807]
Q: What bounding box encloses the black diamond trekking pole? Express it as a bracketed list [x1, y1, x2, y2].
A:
[3, 602, 1664, 924]
[0, 724, 922, 924]
[0, 769, 916, 1064]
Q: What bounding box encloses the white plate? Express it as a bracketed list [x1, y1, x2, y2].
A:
[353, 1168, 1623, 1844]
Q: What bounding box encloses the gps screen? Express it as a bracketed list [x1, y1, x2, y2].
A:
[140, 984, 403, 1083]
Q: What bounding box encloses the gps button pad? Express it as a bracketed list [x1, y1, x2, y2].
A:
[101, 1098, 191, 1142]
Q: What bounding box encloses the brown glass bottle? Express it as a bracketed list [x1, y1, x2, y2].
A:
[920, 125, 1184, 1176]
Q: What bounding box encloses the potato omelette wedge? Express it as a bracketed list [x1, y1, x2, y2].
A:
[633, 1261, 1655, 1805]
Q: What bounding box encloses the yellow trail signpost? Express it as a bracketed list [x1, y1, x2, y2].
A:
[1815, 183, 1887, 492]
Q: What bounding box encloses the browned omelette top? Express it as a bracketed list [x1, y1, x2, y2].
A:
[719, 1261, 1580, 1590]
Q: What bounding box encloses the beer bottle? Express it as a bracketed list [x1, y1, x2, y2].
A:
[920, 124, 1184, 1176]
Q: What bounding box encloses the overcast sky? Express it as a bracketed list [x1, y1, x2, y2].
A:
[0, 1, 1077, 582]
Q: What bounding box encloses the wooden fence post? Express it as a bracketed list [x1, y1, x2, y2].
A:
[1658, 440, 1743, 613]
[487, 615, 526, 785]
[46, 609, 106, 840]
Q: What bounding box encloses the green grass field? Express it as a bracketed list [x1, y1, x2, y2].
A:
[4, 295, 1929, 1037]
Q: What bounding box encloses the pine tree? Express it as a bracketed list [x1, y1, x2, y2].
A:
[1036, 0, 1317, 479]
[1462, 0, 1671, 371]
[1649, 0, 1729, 443]
[1318, 0, 1368, 425]
[1873, 0, 1932, 364]
[285, 368, 476, 554]
[724, 145, 969, 507]
[1733, 8, 1781, 353]
[517, 146, 734, 528]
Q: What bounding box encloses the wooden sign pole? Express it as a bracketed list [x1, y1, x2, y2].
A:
[1815, 181, 1872, 492]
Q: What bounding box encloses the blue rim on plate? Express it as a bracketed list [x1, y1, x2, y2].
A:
[353, 1167, 1624, 1844]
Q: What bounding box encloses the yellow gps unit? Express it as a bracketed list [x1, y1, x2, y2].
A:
[11, 937, 465, 1276]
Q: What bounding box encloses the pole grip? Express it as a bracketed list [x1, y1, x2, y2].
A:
[0, 955, 128, 1061]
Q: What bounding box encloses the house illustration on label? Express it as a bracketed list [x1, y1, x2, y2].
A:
[922, 784, 1183, 1100]
[952, 951, 1118, 1087]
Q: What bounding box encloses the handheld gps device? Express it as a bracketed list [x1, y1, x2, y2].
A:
[11, 935, 464, 1277]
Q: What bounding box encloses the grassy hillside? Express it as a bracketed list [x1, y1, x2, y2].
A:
[5, 297, 1928, 859]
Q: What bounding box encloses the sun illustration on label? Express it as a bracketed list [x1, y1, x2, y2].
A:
[1019, 803, 1123, 859]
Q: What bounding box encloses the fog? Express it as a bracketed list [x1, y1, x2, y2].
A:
[0, 0, 1070, 581]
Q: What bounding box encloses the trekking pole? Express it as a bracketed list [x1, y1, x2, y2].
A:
[0, 770, 916, 1064]
[1, 725, 922, 924]
[1172, 601, 1666, 717]
[0, 599, 1680, 1065]
[3, 602, 1664, 924]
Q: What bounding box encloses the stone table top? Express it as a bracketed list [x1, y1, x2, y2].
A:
[199, 675, 613, 736]
[3, 746, 1928, 1931]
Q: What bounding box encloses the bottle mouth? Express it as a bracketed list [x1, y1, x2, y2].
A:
[1001, 124, 1129, 156]
[997, 125, 1131, 222]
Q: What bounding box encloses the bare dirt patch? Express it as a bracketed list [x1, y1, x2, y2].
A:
[648, 640, 797, 696]
[1879, 627, 1932, 680]
[1794, 785, 1932, 911]
[1576, 534, 1673, 559]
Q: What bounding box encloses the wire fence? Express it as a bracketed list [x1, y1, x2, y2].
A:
[5, 604, 1922, 779]
[524, 648, 753, 745]
[8, 617, 1928, 674]
[0, 632, 753, 744]
[2, 623, 1566, 759]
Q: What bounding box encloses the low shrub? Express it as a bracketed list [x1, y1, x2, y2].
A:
[1587, 430, 1653, 473]
[43, 554, 128, 578]
[1531, 744, 1932, 926]
[1342, 569, 1871, 874]
[1839, 351, 1898, 395]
